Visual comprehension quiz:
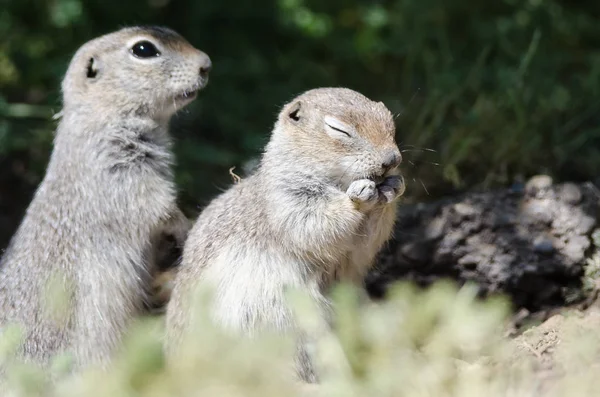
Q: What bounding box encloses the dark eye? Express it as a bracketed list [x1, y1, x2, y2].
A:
[131, 41, 161, 58]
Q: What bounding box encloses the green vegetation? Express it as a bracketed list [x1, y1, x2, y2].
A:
[2, 0, 600, 218]
[2, 281, 600, 396]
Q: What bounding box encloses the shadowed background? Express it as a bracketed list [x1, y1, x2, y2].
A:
[2, 0, 600, 250]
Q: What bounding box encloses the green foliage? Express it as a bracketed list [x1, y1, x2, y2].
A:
[1, 0, 600, 213]
[2, 281, 600, 396]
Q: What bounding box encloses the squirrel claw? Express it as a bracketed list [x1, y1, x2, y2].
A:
[347, 179, 379, 207]
[377, 175, 405, 204]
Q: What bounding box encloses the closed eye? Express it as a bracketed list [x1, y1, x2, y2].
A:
[325, 123, 351, 137]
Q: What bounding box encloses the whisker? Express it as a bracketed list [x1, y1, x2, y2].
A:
[401, 149, 425, 153]
[336, 159, 359, 186]
[419, 179, 430, 196]
[401, 148, 438, 154]
[395, 88, 421, 120]
[399, 143, 437, 153]
[406, 160, 440, 167]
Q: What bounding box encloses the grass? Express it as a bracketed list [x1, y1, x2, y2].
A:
[1, 280, 600, 396]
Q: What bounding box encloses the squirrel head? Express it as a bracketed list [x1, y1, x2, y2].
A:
[60, 26, 211, 121]
[271, 87, 402, 190]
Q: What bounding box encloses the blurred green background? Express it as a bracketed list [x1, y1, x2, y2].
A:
[1, 0, 600, 249]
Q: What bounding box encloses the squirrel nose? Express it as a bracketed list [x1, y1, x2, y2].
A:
[381, 150, 402, 172]
[198, 52, 212, 78]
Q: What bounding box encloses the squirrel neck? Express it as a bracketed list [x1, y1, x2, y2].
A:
[55, 104, 170, 137]
[48, 106, 173, 175]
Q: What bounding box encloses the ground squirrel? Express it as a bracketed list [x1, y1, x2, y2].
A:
[166, 87, 404, 382]
[0, 26, 210, 369]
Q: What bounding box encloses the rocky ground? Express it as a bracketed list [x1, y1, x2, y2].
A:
[509, 305, 600, 391]
[363, 175, 600, 393]
[366, 176, 600, 313]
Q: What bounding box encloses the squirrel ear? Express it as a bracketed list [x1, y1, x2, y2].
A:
[86, 57, 99, 79]
[287, 101, 302, 122]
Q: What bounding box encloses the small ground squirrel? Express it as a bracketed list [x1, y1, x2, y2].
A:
[166, 87, 405, 382]
[0, 26, 210, 369]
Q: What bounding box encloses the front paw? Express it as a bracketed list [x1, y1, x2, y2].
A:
[377, 175, 405, 204]
[347, 179, 379, 208]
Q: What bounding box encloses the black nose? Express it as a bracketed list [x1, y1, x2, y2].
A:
[199, 53, 212, 78]
[381, 150, 402, 171]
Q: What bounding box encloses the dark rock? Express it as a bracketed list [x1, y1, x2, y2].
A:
[559, 183, 582, 205]
[424, 217, 446, 240]
[452, 202, 478, 217]
[368, 182, 599, 312]
[491, 213, 515, 229]
[400, 242, 431, 264]
[563, 235, 590, 265]
[552, 210, 596, 236]
[509, 182, 525, 195]
[457, 253, 480, 270]
[525, 175, 553, 196]
[521, 198, 554, 225]
[533, 236, 555, 255]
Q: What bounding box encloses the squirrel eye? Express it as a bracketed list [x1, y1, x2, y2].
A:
[324, 116, 354, 138]
[325, 123, 351, 137]
[131, 41, 161, 58]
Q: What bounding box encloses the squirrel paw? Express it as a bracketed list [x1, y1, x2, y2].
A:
[347, 179, 379, 208]
[377, 175, 405, 204]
